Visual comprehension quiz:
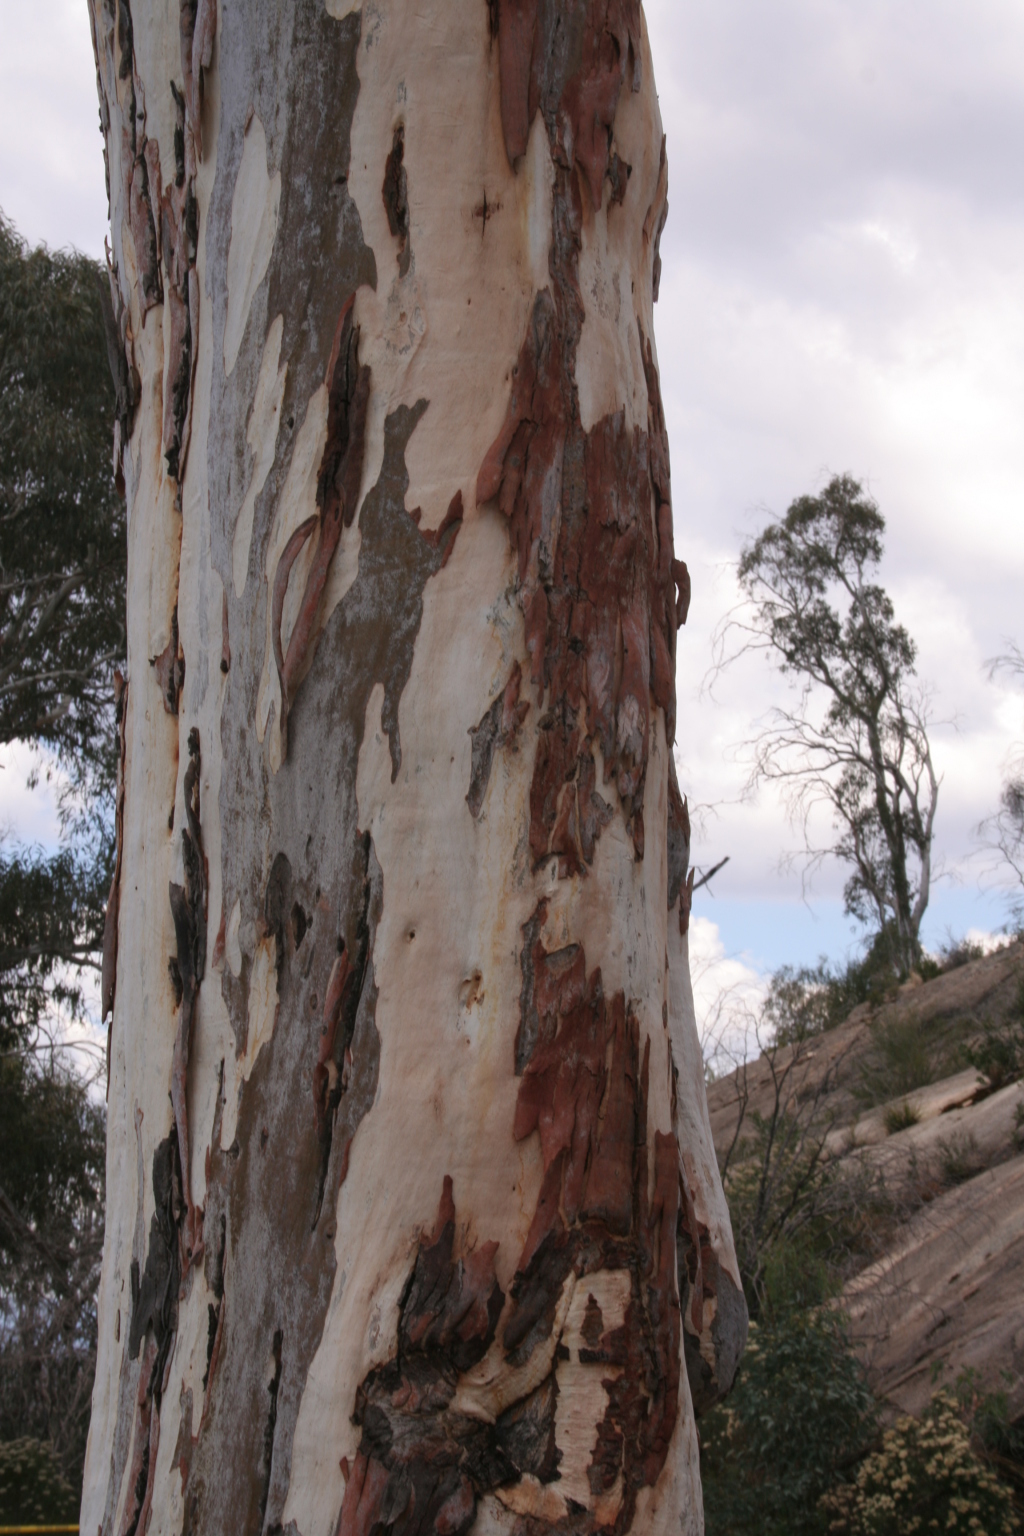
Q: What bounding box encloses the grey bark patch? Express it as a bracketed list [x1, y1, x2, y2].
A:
[666, 759, 690, 913]
[515, 900, 548, 1075]
[494, 1375, 560, 1484]
[467, 663, 528, 819]
[187, 388, 458, 1529]
[679, 1236, 749, 1417]
[467, 692, 505, 819]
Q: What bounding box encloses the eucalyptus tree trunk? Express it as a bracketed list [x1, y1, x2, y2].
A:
[84, 4, 745, 1534]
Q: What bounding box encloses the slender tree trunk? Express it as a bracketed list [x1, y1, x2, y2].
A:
[84, 4, 745, 1534]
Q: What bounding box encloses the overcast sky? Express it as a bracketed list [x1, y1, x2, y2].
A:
[2, 0, 1023, 1000]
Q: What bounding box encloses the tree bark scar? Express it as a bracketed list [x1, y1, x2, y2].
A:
[467, 661, 530, 818]
[382, 123, 412, 278]
[119, 1134, 184, 1536]
[677, 1208, 747, 1417]
[335, 973, 682, 1536]
[159, 0, 216, 487]
[116, 1, 163, 313]
[515, 899, 585, 1075]
[313, 834, 376, 1228]
[102, 670, 128, 1093]
[335, 1178, 513, 1536]
[257, 1327, 284, 1533]
[152, 602, 186, 716]
[181, 0, 217, 165]
[169, 727, 208, 1273]
[275, 296, 372, 758]
[666, 755, 690, 916]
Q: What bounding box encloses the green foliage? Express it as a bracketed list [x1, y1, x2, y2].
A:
[766, 935, 911, 1052]
[0, 1053, 104, 1497]
[764, 963, 849, 1046]
[936, 1131, 982, 1187]
[0, 209, 115, 1506]
[0, 209, 125, 788]
[819, 1392, 1020, 1535]
[963, 982, 1024, 1091]
[940, 936, 987, 971]
[734, 475, 937, 977]
[0, 209, 121, 1050]
[856, 1013, 938, 1107]
[724, 1092, 887, 1323]
[954, 1366, 1024, 1476]
[0, 842, 110, 1051]
[883, 1099, 920, 1134]
[0, 1436, 77, 1524]
[701, 1309, 876, 1536]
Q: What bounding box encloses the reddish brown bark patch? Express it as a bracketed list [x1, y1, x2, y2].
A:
[478, 294, 677, 865]
[338, 953, 683, 1536]
[515, 899, 586, 1074]
[480, 6, 683, 872]
[505, 934, 683, 1527]
[493, 0, 642, 214]
[274, 296, 372, 754]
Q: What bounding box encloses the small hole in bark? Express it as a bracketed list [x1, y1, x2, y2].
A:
[260, 1127, 269, 1151]
[287, 416, 294, 430]
[310, 993, 318, 1014]
[407, 928, 416, 942]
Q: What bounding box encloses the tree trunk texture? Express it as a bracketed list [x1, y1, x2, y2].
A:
[84, 3, 746, 1534]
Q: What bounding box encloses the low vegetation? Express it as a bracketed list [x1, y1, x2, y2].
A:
[701, 941, 1024, 1532]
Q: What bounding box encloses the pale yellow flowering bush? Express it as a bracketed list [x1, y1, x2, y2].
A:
[820, 1392, 1019, 1535]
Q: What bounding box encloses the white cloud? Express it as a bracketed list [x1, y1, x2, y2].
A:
[0, 741, 64, 849]
[0, 0, 109, 256]
[688, 916, 768, 1075]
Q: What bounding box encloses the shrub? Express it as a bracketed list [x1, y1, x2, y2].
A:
[939, 937, 988, 972]
[883, 1100, 921, 1135]
[857, 1013, 944, 1108]
[937, 1131, 982, 1186]
[0, 1437, 77, 1524]
[963, 984, 1024, 1091]
[701, 1308, 875, 1536]
[819, 1392, 1020, 1534]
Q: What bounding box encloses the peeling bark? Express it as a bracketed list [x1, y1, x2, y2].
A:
[84, 4, 742, 1533]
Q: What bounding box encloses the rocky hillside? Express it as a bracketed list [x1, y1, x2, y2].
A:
[705, 940, 1024, 1423]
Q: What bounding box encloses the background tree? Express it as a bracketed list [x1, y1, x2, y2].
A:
[716, 474, 938, 978]
[980, 642, 1024, 924]
[0, 1052, 105, 1502]
[0, 211, 125, 783]
[0, 209, 125, 1035]
[0, 209, 119, 1506]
